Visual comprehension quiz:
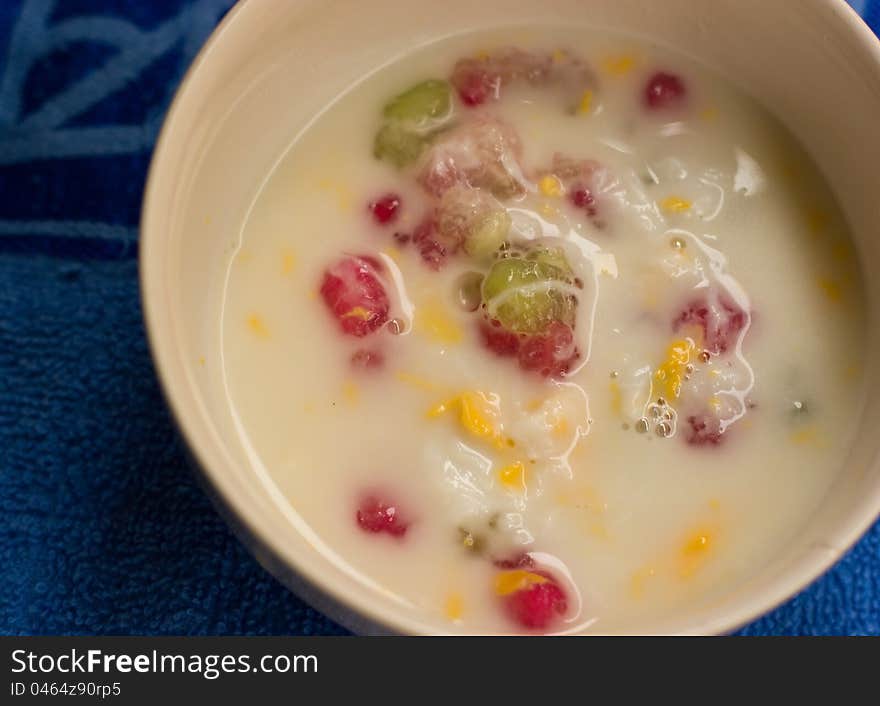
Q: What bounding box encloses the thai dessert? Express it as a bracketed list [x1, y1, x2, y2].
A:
[220, 29, 865, 633]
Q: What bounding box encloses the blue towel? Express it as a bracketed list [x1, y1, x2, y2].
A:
[0, 0, 877, 636]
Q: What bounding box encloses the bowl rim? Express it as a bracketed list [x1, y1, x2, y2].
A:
[140, 0, 880, 635]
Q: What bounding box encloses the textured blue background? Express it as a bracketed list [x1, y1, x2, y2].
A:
[0, 0, 877, 636]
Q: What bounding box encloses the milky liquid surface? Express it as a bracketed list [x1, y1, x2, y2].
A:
[220, 28, 865, 633]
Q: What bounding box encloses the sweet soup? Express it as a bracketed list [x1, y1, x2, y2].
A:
[221, 28, 865, 634]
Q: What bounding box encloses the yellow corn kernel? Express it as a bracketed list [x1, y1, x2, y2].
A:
[556, 486, 606, 515]
[427, 399, 451, 417]
[588, 520, 610, 541]
[494, 570, 547, 596]
[458, 392, 502, 446]
[551, 417, 570, 439]
[498, 461, 527, 493]
[552, 49, 566, 64]
[444, 593, 464, 621]
[790, 425, 826, 448]
[415, 299, 463, 345]
[708, 396, 722, 413]
[343, 306, 373, 322]
[342, 381, 359, 405]
[281, 250, 297, 275]
[699, 106, 718, 122]
[660, 196, 692, 214]
[683, 531, 711, 555]
[630, 565, 657, 599]
[602, 54, 636, 76]
[578, 89, 593, 114]
[198, 356, 206, 366]
[428, 391, 508, 450]
[679, 527, 714, 579]
[654, 338, 696, 400]
[538, 175, 564, 198]
[382, 246, 401, 264]
[246, 314, 270, 340]
[525, 398, 545, 413]
[844, 362, 861, 381]
[476, 50, 491, 61]
[315, 178, 352, 212]
[818, 277, 842, 302]
[609, 381, 622, 416]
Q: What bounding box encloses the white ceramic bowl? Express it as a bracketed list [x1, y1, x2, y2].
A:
[141, 0, 880, 634]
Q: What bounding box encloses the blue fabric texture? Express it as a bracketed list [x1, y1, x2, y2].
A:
[0, 0, 877, 636]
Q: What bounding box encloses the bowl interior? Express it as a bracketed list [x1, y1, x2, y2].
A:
[141, 0, 880, 634]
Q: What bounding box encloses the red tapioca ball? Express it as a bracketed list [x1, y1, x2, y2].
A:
[355, 495, 409, 537]
[497, 570, 568, 631]
[319, 255, 390, 337]
[478, 319, 579, 378]
[685, 413, 725, 447]
[517, 321, 579, 378]
[478, 319, 522, 357]
[453, 64, 498, 106]
[569, 185, 598, 218]
[543, 153, 603, 221]
[644, 71, 686, 110]
[351, 349, 384, 370]
[569, 186, 592, 209]
[368, 193, 401, 225]
[673, 293, 747, 356]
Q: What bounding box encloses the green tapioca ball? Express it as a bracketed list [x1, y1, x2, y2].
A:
[481, 256, 577, 334]
[383, 79, 453, 130]
[373, 122, 427, 167]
